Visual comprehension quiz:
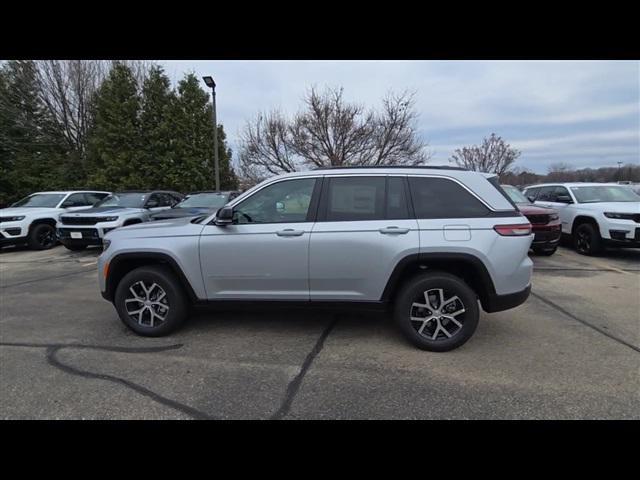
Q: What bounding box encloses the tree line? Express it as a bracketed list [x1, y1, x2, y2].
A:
[0, 60, 237, 206]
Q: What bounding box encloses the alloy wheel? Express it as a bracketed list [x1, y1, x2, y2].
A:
[576, 229, 590, 253]
[124, 281, 170, 327]
[38, 227, 56, 248]
[409, 288, 466, 341]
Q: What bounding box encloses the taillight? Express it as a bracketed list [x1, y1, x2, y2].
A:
[494, 223, 532, 236]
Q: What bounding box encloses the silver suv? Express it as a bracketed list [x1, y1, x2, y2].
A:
[98, 167, 534, 351]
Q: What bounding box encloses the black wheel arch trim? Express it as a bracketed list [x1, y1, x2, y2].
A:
[381, 252, 500, 311]
[103, 252, 198, 303]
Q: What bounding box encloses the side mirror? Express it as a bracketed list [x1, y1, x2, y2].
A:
[146, 200, 159, 209]
[527, 195, 536, 203]
[61, 201, 81, 208]
[214, 206, 234, 226]
[556, 195, 573, 204]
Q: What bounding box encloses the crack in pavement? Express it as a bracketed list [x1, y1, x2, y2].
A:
[270, 316, 338, 420]
[0, 341, 216, 420]
[2, 316, 340, 421]
[530, 291, 640, 354]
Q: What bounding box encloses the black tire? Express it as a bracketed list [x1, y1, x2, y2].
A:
[28, 223, 57, 250]
[533, 246, 557, 256]
[393, 271, 480, 352]
[114, 265, 189, 336]
[573, 223, 602, 255]
[63, 243, 87, 251]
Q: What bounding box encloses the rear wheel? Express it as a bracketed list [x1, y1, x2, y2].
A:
[574, 223, 602, 255]
[28, 223, 57, 250]
[114, 265, 189, 336]
[394, 272, 479, 352]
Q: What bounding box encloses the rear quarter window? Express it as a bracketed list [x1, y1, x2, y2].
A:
[408, 177, 490, 219]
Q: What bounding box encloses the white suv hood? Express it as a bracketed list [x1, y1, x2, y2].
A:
[578, 202, 640, 214]
[0, 207, 61, 217]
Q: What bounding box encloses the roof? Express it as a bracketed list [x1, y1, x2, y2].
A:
[31, 190, 110, 195]
[524, 182, 632, 188]
[312, 165, 467, 171]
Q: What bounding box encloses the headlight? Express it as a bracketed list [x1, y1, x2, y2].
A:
[604, 212, 635, 220]
[0, 216, 25, 222]
[104, 216, 119, 222]
[102, 238, 111, 251]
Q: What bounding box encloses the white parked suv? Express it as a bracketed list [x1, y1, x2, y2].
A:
[56, 190, 184, 251]
[0, 191, 110, 250]
[523, 183, 640, 255]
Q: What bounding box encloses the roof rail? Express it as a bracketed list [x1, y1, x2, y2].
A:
[311, 165, 467, 171]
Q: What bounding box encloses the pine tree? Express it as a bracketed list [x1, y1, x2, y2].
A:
[171, 73, 237, 192]
[138, 66, 177, 189]
[86, 63, 142, 190]
[0, 60, 68, 205]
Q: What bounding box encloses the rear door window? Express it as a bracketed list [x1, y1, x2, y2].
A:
[324, 176, 386, 222]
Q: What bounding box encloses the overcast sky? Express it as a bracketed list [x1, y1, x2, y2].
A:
[159, 60, 639, 174]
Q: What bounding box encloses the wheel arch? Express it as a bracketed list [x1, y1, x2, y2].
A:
[572, 215, 599, 234]
[104, 252, 198, 303]
[381, 252, 497, 311]
[30, 217, 57, 229]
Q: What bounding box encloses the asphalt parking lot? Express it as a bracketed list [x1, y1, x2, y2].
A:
[1, 243, 638, 419]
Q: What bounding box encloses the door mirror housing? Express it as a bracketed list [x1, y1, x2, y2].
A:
[214, 206, 234, 226]
[526, 195, 536, 203]
[146, 200, 159, 209]
[556, 195, 573, 204]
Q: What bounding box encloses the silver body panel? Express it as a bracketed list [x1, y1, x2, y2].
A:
[99, 168, 533, 303]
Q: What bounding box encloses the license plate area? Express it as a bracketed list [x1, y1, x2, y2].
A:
[70, 231, 83, 239]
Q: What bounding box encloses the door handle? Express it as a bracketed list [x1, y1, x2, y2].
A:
[276, 229, 304, 237]
[379, 226, 410, 235]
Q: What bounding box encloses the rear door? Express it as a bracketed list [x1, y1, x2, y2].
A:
[309, 175, 419, 301]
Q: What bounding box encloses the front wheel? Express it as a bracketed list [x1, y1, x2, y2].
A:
[114, 265, 189, 336]
[574, 223, 602, 255]
[394, 272, 480, 352]
[28, 224, 57, 250]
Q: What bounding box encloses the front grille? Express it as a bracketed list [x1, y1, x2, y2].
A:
[60, 216, 110, 225]
[526, 214, 549, 225]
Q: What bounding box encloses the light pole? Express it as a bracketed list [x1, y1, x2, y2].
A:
[202, 76, 220, 192]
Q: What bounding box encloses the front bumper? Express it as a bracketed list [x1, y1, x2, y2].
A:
[531, 225, 561, 248]
[56, 220, 122, 245]
[0, 221, 28, 245]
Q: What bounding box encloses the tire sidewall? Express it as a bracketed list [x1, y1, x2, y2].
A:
[114, 266, 188, 337]
[394, 272, 480, 352]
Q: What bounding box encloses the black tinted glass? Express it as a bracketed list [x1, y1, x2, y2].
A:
[408, 177, 489, 218]
[325, 177, 385, 221]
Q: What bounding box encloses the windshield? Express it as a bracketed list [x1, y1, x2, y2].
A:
[501, 185, 530, 204]
[570, 185, 640, 203]
[94, 193, 148, 208]
[12, 193, 66, 208]
[177, 193, 229, 209]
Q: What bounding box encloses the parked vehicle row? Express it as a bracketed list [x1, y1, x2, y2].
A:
[0, 190, 240, 251]
[521, 183, 640, 255]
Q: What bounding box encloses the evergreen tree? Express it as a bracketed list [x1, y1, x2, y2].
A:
[0, 60, 67, 205]
[86, 63, 142, 190]
[171, 73, 237, 192]
[138, 65, 176, 189]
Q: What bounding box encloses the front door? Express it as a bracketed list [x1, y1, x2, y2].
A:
[309, 175, 419, 301]
[199, 177, 320, 300]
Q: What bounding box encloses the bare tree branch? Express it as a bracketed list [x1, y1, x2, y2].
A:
[450, 133, 520, 175]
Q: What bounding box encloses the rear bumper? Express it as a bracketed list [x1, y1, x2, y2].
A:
[483, 284, 531, 313]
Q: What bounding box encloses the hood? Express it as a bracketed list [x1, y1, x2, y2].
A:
[60, 207, 146, 216]
[0, 207, 61, 217]
[576, 201, 640, 214]
[150, 207, 215, 219]
[517, 204, 557, 215]
[105, 216, 204, 240]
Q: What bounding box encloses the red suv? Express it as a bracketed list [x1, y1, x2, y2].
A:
[502, 185, 561, 256]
